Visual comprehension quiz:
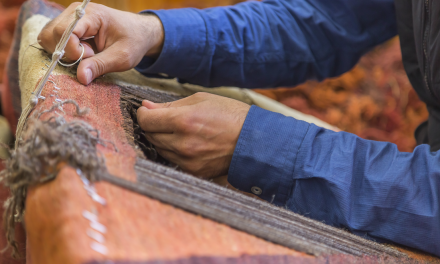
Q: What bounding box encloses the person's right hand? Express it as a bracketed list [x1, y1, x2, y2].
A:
[38, 2, 164, 85]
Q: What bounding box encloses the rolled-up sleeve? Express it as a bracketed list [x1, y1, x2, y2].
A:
[136, 0, 397, 88]
[229, 106, 440, 257]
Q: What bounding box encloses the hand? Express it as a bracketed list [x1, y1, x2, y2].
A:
[38, 2, 164, 85]
[136, 92, 251, 178]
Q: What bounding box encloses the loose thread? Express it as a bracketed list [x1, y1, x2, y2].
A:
[15, 0, 91, 148]
[19, 41, 39, 75]
[1, 110, 109, 258]
[37, 99, 90, 119]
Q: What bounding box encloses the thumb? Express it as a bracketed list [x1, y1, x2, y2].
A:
[142, 100, 175, 109]
[77, 44, 131, 85]
[142, 96, 202, 109]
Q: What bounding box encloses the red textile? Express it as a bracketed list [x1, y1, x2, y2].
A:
[23, 75, 304, 264]
[0, 161, 26, 264]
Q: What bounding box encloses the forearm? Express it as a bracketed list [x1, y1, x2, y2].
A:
[229, 106, 440, 256]
[136, 0, 397, 88]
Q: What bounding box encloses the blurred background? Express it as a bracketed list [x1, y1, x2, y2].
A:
[53, 0, 244, 11]
[0, 0, 428, 152]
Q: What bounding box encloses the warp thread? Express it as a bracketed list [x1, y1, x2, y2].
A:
[0, 101, 108, 258]
[120, 95, 158, 160]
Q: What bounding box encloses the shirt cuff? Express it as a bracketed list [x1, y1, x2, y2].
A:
[228, 106, 310, 206]
[135, 8, 207, 77]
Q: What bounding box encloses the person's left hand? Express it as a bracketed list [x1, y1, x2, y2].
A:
[136, 92, 250, 178]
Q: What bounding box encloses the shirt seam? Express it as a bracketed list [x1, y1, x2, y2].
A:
[273, 125, 298, 204]
[228, 108, 250, 183]
[287, 123, 312, 202]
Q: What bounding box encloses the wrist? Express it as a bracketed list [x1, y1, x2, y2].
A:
[139, 13, 164, 58]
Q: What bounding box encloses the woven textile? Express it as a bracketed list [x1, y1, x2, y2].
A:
[2, 0, 439, 263]
[0, 2, 61, 263]
[16, 12, 302, 262]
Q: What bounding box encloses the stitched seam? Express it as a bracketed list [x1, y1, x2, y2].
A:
[274, 121, 312, 205]
[287, 123, 312, 202]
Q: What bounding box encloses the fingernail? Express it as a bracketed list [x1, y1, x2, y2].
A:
[85, 69, 92, 84]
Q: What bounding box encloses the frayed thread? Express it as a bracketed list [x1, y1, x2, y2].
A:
[0, 102, 108, 258]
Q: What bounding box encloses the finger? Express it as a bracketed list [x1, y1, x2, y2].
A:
[155, 147, 188, 166]
[70, 16, 101, 54]
[142, 100, 175, 109]
[144, 133, 175, 150]
[76, 42, 131, 85]
[54, 14, 97, 61]
[80, 41, 96, 59]
[71, 15, 101, 44]
[61, 36, 95, 62]
[38, 2, 102, 59]
[38, 3, 76, 53]
[147, 132, 203, 159]
[141, 96, 201, 109]
[155, 148, 204, 176]
[38, 19, 58, 53]
[136, 106, 176, 133]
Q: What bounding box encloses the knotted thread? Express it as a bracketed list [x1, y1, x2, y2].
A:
[75, 6, 85, 19]
[51, 50, 65, 62]
[1, 101, 106, 258]
[15, 0, 91, 149]
[28, 95, 38, 107]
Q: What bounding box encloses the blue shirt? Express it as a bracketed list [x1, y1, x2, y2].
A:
[135, 0, 440, 257]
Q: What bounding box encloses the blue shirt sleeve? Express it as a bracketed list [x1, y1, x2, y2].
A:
[135, 0, 397, 88]
[229, 106, 440, 257]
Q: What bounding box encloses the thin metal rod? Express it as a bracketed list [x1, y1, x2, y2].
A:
[33, 0, 91, 100]
[15, 0, 91, 148]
